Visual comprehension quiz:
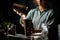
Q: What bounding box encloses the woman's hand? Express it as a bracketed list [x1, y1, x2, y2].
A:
[13, 8, 24, 16]
[20, 14, 26, 27]
[21, 14, 26, 20]
[13, 8, 26, 27]
[21, 14, 26, 24]
[13, 8, 26, 19]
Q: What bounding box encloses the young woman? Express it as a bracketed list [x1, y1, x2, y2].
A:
[13, 0, 54, 40]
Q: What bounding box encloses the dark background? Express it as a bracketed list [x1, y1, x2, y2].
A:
[0, 0, 59, 40]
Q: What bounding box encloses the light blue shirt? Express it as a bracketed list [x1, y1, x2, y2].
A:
[26, 8, 54, 30]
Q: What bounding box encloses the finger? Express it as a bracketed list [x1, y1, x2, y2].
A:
[13, 9, 17, 12]
[22, 15, 26, 19]
[18, 13, 22, 16]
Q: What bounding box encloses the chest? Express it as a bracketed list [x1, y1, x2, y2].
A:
[32, 11, 49, 23]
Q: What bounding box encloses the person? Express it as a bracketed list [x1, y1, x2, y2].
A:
[13, 0, 54, 40]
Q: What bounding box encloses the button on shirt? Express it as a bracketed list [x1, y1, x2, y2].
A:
[26, 8, 54, 30]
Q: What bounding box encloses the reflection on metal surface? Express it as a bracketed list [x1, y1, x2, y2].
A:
[4, 33, 28, 38]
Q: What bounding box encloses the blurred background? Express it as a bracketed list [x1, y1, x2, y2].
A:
[0, 0, 53, 33]
[0, 0, 59, 40]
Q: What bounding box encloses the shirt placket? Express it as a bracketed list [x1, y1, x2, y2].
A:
[37, 10, 45, 30]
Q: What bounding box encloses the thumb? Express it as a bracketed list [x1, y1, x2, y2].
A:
[22, 15, 26, 20]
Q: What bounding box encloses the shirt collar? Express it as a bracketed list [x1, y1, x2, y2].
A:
[36, 7, 48, 12]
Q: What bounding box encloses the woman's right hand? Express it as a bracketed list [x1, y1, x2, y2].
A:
[21, 14, 26, 20]
[13, 8, 24, 16]
[20, 14, 26, 27]
[21, 14, 26, 24]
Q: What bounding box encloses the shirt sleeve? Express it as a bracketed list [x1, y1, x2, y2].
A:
[46, 9, 54, 28]
[41, 9, 54, 34]
[26, 9, 34, 20]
